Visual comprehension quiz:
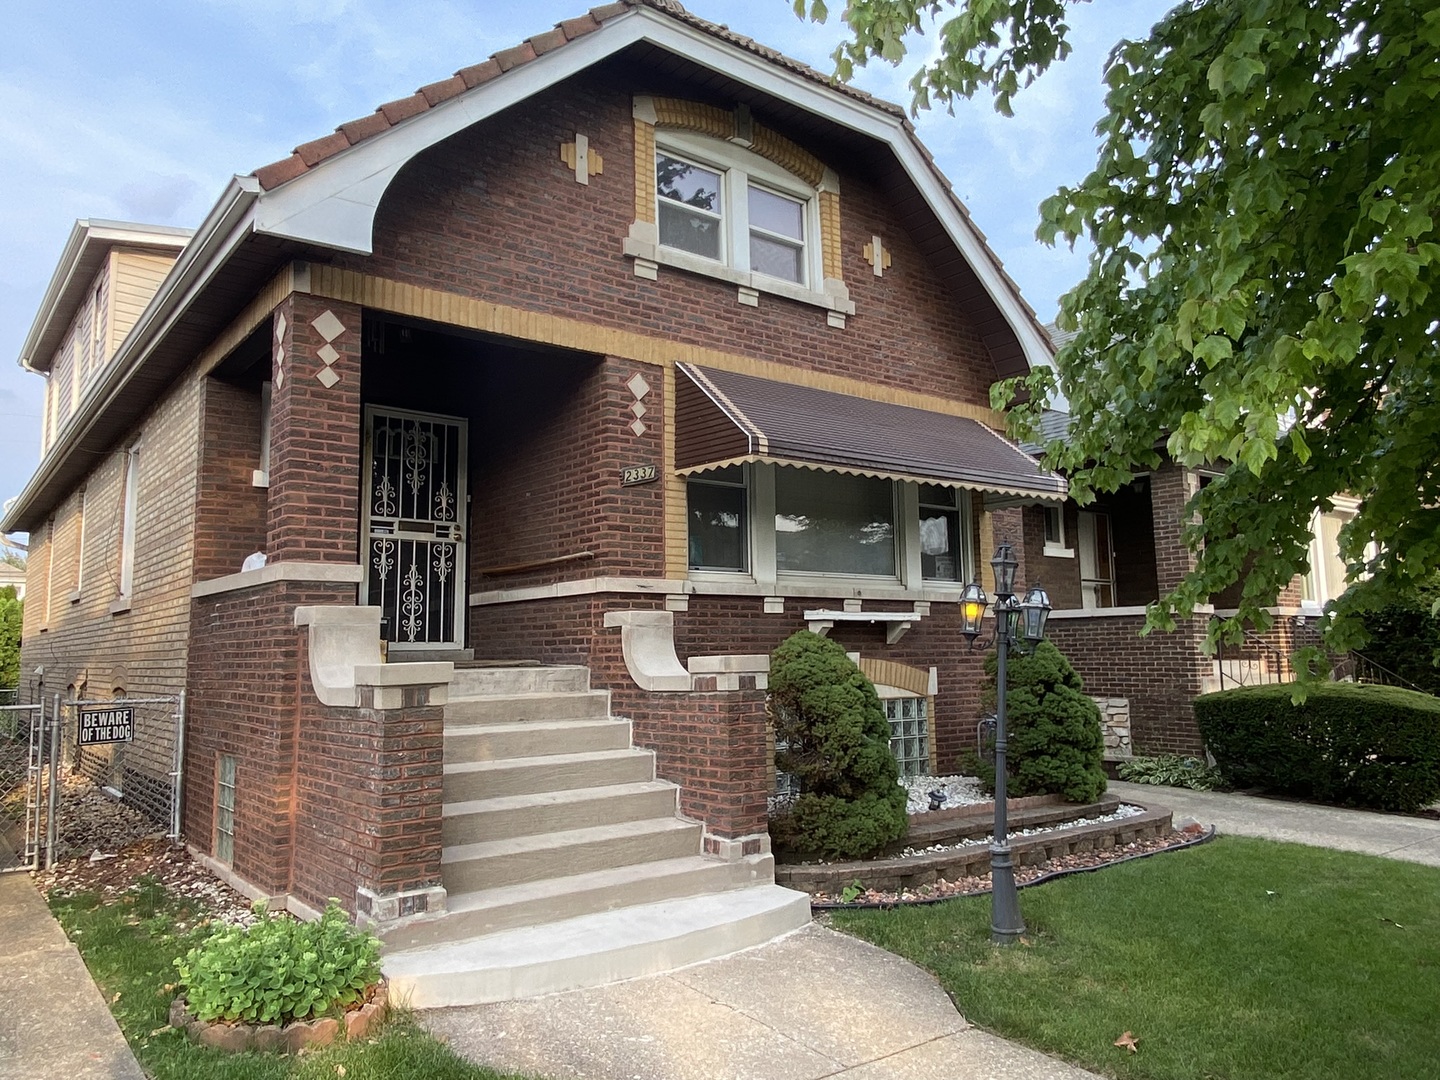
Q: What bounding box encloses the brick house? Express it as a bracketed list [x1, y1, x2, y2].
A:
[5, 0, 1077, 1001]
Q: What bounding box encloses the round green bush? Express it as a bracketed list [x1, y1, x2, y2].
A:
[768, 630, 909, 860]
[1197, 682, 1440, 812]
[175, 900, 380, 1025]
[983, 640, 1107, 804]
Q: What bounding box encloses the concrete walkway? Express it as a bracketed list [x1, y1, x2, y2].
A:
[0, 872, 146, 1080]
[1109, 780, 1440, 866]
[425, 922, 1102, 1079]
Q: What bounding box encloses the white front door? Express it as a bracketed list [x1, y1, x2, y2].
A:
[362, 407, 468, 650]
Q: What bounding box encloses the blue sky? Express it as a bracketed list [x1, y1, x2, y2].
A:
[0, 0, 1173, 533]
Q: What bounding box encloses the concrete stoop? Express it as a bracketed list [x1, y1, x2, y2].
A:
[381, 664, 810, 1007]
[384, 885, 812, 1008]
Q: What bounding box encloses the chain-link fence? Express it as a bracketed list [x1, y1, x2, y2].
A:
[62, 695, 185, 840]
[1, 700, 56, 872]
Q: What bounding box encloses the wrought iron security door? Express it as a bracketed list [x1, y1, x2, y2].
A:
[362, 408, 468, 649]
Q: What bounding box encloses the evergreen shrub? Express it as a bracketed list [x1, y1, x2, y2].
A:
[175, 900, 380, 1025]
[1355, 573, 1440, 696]
[1197, 683, 1440, 812]
[982, 640, 1107, 803]
[768, 630, 909, 860]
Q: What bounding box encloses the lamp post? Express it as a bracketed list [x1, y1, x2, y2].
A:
[959, 541, 1052, 945]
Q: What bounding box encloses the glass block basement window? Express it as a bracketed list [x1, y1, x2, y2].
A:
[215, 754, 236, 865]
[886, 697, 929, 777]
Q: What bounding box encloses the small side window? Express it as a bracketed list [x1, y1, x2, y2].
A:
[215, 755, 237, 865]
[1043, 504, 1073, 557]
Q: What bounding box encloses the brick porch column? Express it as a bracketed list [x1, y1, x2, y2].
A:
[267, 295, 364, 564]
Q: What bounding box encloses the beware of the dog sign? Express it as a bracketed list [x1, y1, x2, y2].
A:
[78, 707, 135, 746]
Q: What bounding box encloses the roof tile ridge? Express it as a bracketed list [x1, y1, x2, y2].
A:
[252, 2, 636, 191]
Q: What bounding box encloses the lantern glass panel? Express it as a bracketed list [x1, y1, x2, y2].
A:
[960, 581, 989, 636]
[991, 542, 1019, 598]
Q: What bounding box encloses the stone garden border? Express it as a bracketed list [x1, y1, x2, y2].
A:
[169, 982, 388, 1054]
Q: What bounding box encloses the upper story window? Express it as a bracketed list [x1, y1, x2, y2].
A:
[655, 139, 817, 288]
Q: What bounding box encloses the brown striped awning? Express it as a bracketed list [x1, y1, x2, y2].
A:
[675, 363, 1066, 502]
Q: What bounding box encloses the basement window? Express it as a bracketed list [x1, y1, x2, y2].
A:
[883, 695, 930, 778]
[215, 755, 236, 865]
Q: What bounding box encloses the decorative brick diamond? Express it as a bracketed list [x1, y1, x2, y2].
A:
[275, 366, 285, 390]
[626, 373, 651, 400]
[630, 401, 647, 419]
[275, 312, 287, 342]
[316, 366, 340, 388]
[629, 419, 648, 437]
[311, 310, 346, 343]
[317, 343, 340, 366]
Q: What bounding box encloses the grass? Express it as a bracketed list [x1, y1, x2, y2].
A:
[831, 836, 1440, 1080]
[49, 879, 529, 1080]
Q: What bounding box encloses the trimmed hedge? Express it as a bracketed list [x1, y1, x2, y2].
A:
[1196, 683, 1440, 812]
[767, 630, 909, 860]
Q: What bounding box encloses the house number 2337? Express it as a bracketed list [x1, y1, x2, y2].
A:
[621, 464, 658, 486]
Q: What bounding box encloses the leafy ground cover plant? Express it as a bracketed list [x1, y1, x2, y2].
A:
[981, 641, 1106, 804]
[1117, 754, 1228, 792]
[768, 630, 909, 860]
[175, 900, 379, 1025]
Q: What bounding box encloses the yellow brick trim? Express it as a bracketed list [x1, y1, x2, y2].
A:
[859, 657, 930, 697]
[652, 98, 734, 140]
[747, 126, 825, 188]
[304, 266, 1001, 428]
[662, 363, 688, 577]
[978, 496, 995, 577]
[819, 190, 842, 282]
[634, 120, 657, 225]
[198, 265, 300, 377]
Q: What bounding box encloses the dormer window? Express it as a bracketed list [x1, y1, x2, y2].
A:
[654, 139, 817, 289]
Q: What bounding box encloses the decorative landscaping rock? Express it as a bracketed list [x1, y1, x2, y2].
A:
[170, 982, 388, 1054]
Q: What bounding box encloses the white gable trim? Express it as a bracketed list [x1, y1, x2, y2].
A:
[251, 5, 1051, 372]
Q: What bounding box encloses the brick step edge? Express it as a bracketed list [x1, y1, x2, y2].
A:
[169, 982, 388, 1054]
[777, 807, 1173, 896]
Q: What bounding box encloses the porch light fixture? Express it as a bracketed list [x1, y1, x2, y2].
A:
[957, 538, 1053, 946]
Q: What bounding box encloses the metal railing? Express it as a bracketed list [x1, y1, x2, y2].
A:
[1213, 618, 1432, 695]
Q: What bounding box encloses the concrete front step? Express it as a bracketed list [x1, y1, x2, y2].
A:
[444, 718, 632, 762]
[384, 853, 776, 950]
[450, 666, 591, 698]
[442, 817, 703, 894]
[444, 690, 611, 725]
[383, 884, 813, 1007]
[443, 780, 679, 845]
[445, 748, 656, 801]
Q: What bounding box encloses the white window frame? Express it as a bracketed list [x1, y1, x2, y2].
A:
[1302, 497, 1373, 609]
[253, 381, 273, 488]
[118, 442, 140, 599]
[71, 486, 86, 602]
[1043, 504, 1074, 558]
[643, 131, 827, 304]
[687, 463, 973, 594]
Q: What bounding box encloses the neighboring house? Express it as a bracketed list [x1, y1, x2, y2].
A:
[2, 0, 1069, 999]
[1025, 327, 1367, 754]
[0, 563, 23, 602]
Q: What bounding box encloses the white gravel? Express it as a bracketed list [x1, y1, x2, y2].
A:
[901, 774, 989, 814]
[898, 803, 1146, 858]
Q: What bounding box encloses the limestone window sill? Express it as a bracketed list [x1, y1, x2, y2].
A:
[109, 597, 133, 616]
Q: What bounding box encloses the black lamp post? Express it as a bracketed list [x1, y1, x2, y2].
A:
[959, 540, 1052, 945]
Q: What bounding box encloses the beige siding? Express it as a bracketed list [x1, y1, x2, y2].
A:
[110, 251, 177, 351]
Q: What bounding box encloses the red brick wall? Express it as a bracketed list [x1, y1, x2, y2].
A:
[186, 581, 442, 910]
[1046, 613, 1211, 756]
[468, 356, 667, 589]
[267, 297, 363, 564]
[193, 378, 266, 581]
[333, 69, 1000, 409]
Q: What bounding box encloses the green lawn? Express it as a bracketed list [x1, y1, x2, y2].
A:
[831, 837, 1440, 1080]
[49, 881, 529, 1080]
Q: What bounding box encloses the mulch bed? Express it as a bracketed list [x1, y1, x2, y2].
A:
[811, 822, 1213, 908]
[42, 835, 259, 925]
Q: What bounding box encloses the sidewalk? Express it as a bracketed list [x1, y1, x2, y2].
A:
[1109, 780, 1440, 866]
[0, 872, 146, 1080]
[425, 921, 1103, 1080]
